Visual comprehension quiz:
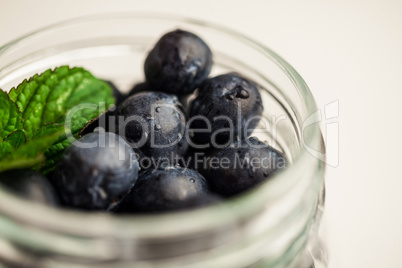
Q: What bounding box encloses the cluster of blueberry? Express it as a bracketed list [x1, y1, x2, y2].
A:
[0, 30, 287, 213]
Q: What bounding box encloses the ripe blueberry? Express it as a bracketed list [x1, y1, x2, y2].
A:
[52, 131, 139, 210]
[144, 29, 213, 95]
[113, 166, 213, 213]
[201, 137, 287, 197]
[189, 73, 263, 147]
[115, 92, 187, 168]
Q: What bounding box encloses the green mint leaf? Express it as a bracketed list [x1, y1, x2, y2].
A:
[9, 66, 114, 139]
[0, 66, 115, 173]
[0, 142, 14, 157]
[32, 123, 67, 174]
[5, 130, 27, 148]
[15, 130, 64, 159]
[0, 90, 23, 140]
[0, 131, 62, 173]
[41, 134, 72, 175]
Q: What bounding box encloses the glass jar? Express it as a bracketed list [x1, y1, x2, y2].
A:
[0, 13, 326, 268]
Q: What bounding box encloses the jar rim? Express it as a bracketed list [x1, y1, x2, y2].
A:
[0, 12, 323, 239]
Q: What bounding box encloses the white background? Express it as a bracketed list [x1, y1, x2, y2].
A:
[1, 1, 401, 267]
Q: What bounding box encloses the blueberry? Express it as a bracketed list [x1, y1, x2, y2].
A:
[189, 73, 263, 147]
[115, 92, 187, 168]
[113, 166, 212, 213]
[144, 29, 213, 95]
[128, 82, 194, 118]
[0, 169, 58, 205]
[52, 131, 139, 210]
[201, 137, 287, 197]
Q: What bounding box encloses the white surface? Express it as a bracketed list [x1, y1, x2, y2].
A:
[1, 1, 401, 267]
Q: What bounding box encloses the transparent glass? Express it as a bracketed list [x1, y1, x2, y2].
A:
[0, 13, 326, 268]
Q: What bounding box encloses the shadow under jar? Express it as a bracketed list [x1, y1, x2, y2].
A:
[0, 13, 327, 268]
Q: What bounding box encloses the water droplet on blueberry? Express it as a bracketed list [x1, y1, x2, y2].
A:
[238, 89, 249, 99]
